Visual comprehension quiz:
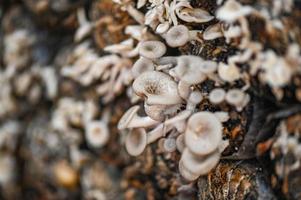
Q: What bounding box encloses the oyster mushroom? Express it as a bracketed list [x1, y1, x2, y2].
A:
[165, 25, 201, 47]
[218, 62, 240, 82]
[203, 23, 224, 40]
[209, 88, 226, 104]
[176, 7, 214, 24]
[180, 148, 220, 179]
[118, 105, 159, 130]
[138, 41, 167, 60]
[174, 55, 207, 84]
[225, 89, 250, 111]
[185, 112, 223, 155]
[125, 128, 147, 156]
[163, 137, 177, 153]
[133, 71, 182, 105]
[85, 121, 109, 148]
[179, 159, 200, 182]
[131, 57, 154, 78]
[144, 102, 179, 122]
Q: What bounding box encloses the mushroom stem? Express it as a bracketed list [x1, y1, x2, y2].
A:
[147, 124, 172, 144]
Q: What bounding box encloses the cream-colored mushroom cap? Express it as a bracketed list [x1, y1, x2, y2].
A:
[209, 88, 226, 104]
[133, 71, 182, 105]
[166, 25, 190, 47]
[185, 112, 222, 155]
[125, 128, 147, 156]
[178, 159, 200, 182]
[203, 23, 223, 40]
[175, 56, 206, 84]
[131, 57, 154, 78]
[218, 62, 240, 82]
[139, 41, 167, 59]
[225, 89, 245, 106]
[163, 138, 177, 152]
[117, 105, 159, 130]
[177, 8, 214, 23]
[85, 121, 109, 148]
[180, 148, 220, 176]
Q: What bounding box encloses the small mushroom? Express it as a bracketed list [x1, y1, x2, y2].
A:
[176, 134, 186, 153]
[214, 111, 230, 123]
[176, 8, 214, 24]
[186, 91, 203, 111]
[218, 62, 240, 82]
[163, 137, 177, 153]
[185, 112, 222, 155]
[165, 110, 192, 133]
[144, 102, 179, 122]
[203, 23, 223, 40]
[85, 121, 109, 148]
[138, 41, 167, 59]
[133, 71, 182, 105]
[165, 25, 200, 47]
[225, 89, 250, 111]
[125, 128, 147, 156]
[178, 159, 200, 182]
[175, 55, 207, 84]
[209, 88, 226, 104]
[131, 57, 154, 78]
[180, 148, 220, 178]
[118, 105, 159, 130]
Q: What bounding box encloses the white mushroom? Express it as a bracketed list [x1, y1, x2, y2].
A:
[176, 8, 214, 23]
[209, 88, 226, 104]
[186, 91, 203, 111]
[165, 110, 192, 133]
[218, 62, 240, 82]
[147, 124, 173, 144]
[144, 103, 179, 122]
[180, 148, 220, 178]
[203, 23, 224, 40]
[175, 55, 206, 84]
[178, 159, 200, 182]
[185, 112, 223, 155]
[214, 111, 230, 123]
[131, 57, 154, 78]
[85, 121, 109, 148]
[163, 137, 177, 153]
[118, 105, 159, 130]
[176, 134, 186, 153]
[125, 128, 147, 156]
[165, 25, 200, 47]
[216, 0, 253, 23]
[133, 71, 182, 105]
[138, 41, 167, 59]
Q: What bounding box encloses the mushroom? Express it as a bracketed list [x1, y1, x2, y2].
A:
[147, 124, 173, 144]
[125, 128, 147, 156]
[165, 110, 192, 133]
[178, 159, 200, 182]
[175, 55, 207, 85]
[131, 57, 154, 78]
[138, 41, 167, 60]
[163, 137, 177, 153]
[209, 88, 226, 104]
[185, 112, 222, 155]
[218, 62, 240, 82]
[176, 8, 214, 24]
[85, 121, 109, 148]
[186, 91, 203, 111]
[176, 134, 186, 153]
[178, 80, 191, 100]
[180, 148, 220, 178]
[225, 89, 250, 111]
[118, 105, 159, 130]
[216, 0, 253, 23]
[144, 102, 179, 122]
[214, 111, 230, 123]
[165, 25, 200, 47]
[132, 71, 182, 105]
[203, 23, 223, 40]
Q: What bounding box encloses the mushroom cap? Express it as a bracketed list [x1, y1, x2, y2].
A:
[199, 60, 218, 74]
[225, 89, 245, 106]
[175, 56, 206, 84]
[133, 71, 182, 105]
[180, 148, 220, 176]
[188, 91, 203, 105]
[125, 128, 147, 156]
[203, 23, 223, 40]
[166, 25, 190, 47]
[117, 105, 139, 130]
[165, 110, 192, 126]
[144, 103, 166, 122]
[178, 159, 200, 182]
[163, 138, 177, 152]
[139, 41, 167, 59]
[177, 8, 214, 23]
[209, 88, 226, 104]
[85, 121, 109, 147]
[218, 63, 240, 82]
[176, 134, 186, 153]
[185, 112, 222, 155]
[131, 57, 154, 78]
